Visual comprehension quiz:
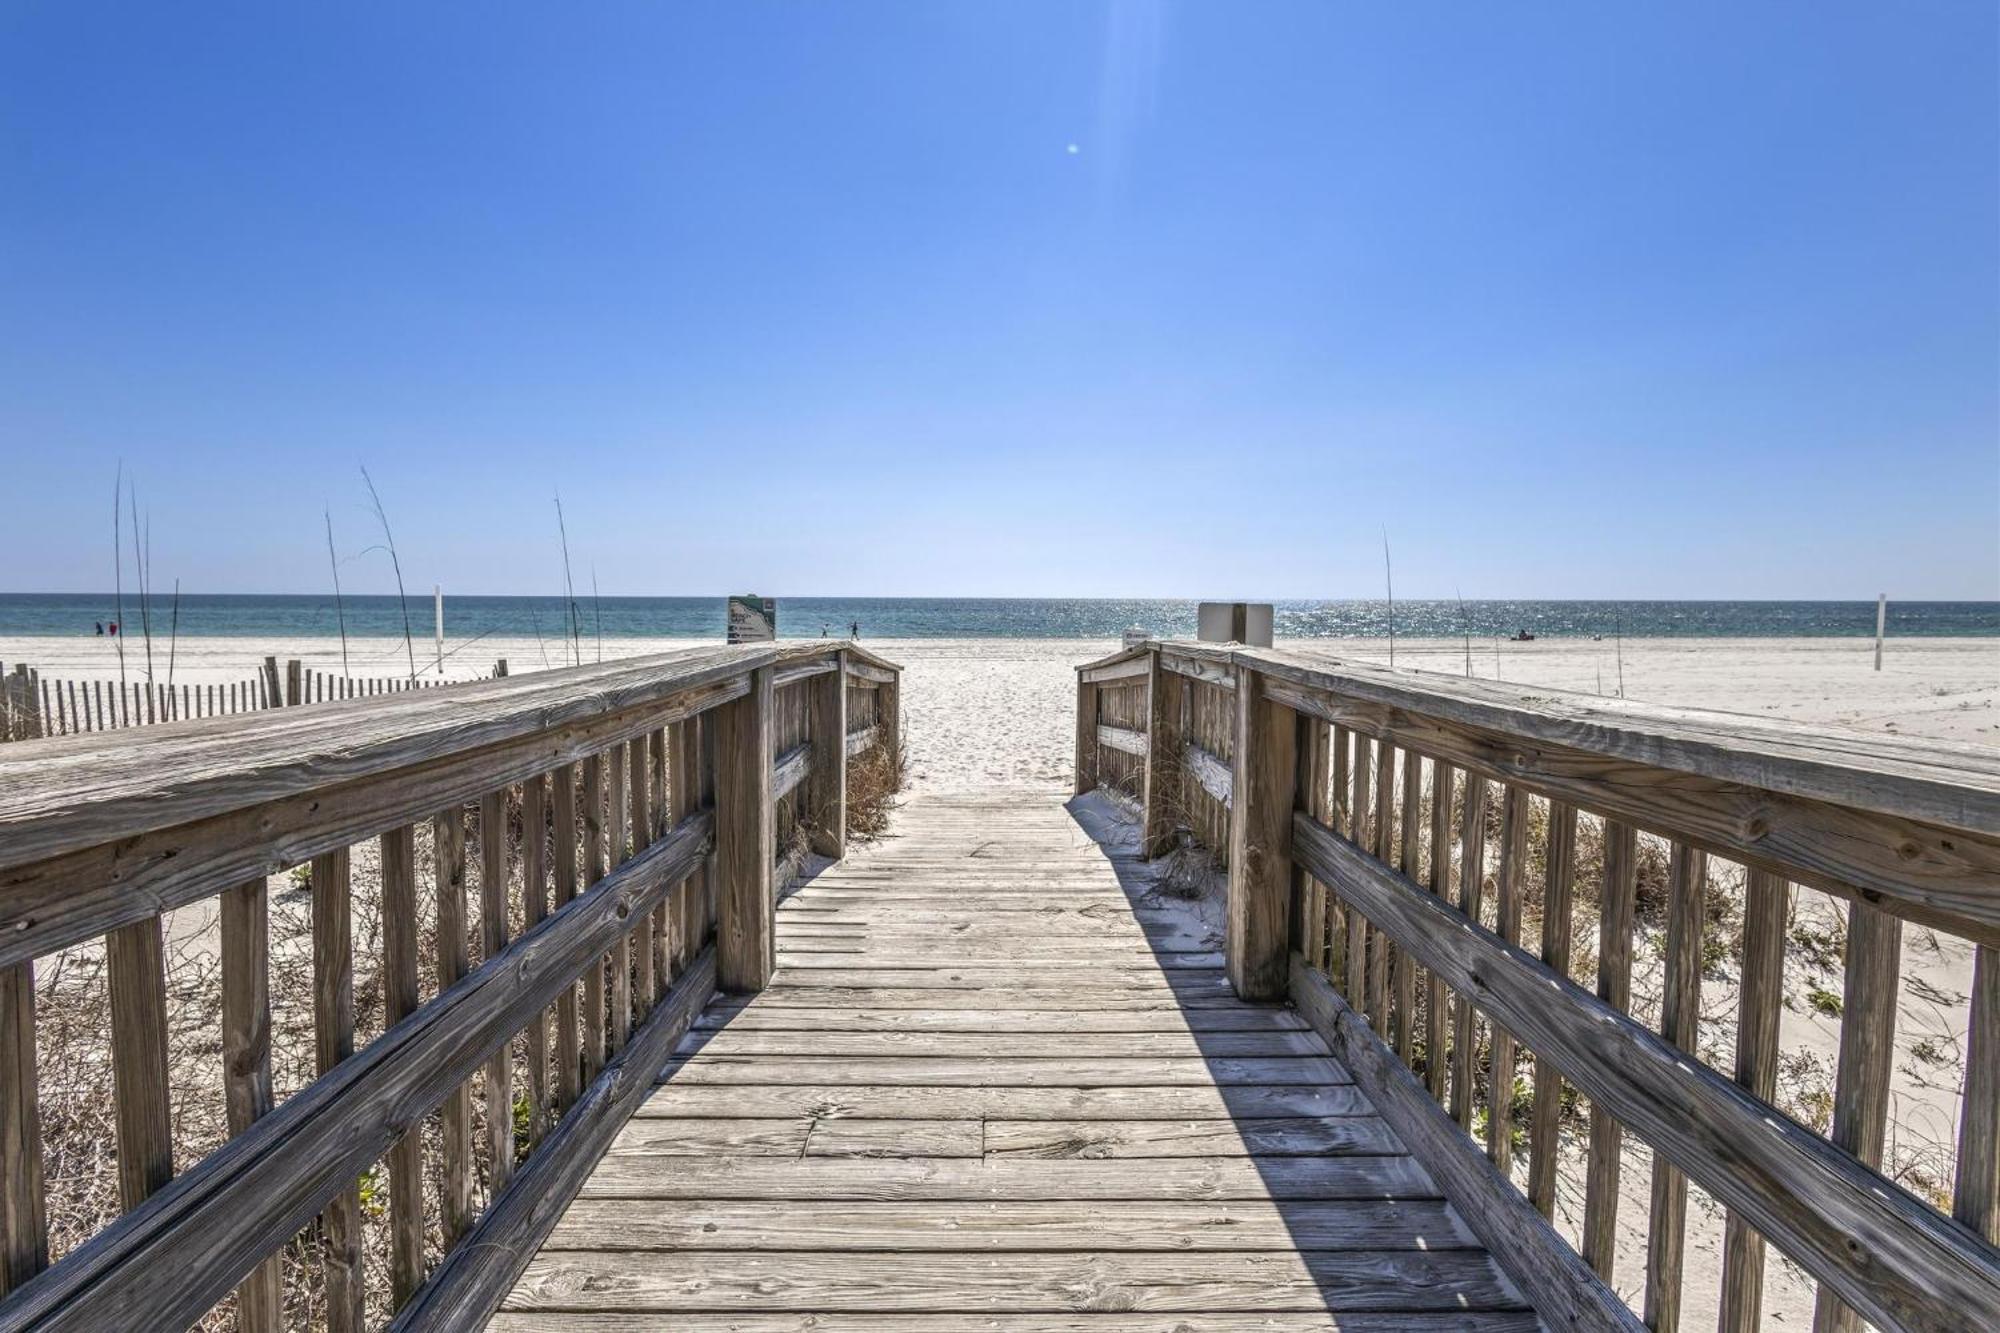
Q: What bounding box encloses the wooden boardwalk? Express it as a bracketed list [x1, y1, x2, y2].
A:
[495, 788, 1534, 1331]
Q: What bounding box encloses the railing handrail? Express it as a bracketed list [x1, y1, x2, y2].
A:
[0, 639, 902, 1327]
[1074, 639, 2000, 1332]
[1086, 638, 2000, 833]
[0, 641, 904, 870]
[1084, 638, 2000, 946]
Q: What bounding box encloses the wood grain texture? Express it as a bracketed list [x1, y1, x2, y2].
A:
[0, 813, 711, 1333]
[379, 824, 425, 1309]
[1719, 867, 1787, 1333]
[1293, 812, 2000, 1333]
[1228, 669, 1297, 1000]
[715, 665, 774, 993]
[435, 804, 476, 1242]
[107, 915, 173, 1212]
[310, 846, 364, 1333]
[505, 789, 1532, 1330]
[1291, 960, 1642, 1333]
[0, 961, 45, 1297]
[0, 665, 757, 969]
[1583, 819, 1637, 1282]
[1527, 800, 1576, 1219]
[382, 952, 716, 1333]
[1643, 842, 1705, 1332]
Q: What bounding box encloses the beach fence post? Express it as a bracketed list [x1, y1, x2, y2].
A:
[1875, 595, 1887, 671]
[1226, 656, 1296, 1002]
[284, 660, 303, 708]
[712, 662, 775, 993]
[434, 586, 444, 676]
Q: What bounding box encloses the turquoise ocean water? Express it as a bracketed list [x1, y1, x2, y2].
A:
[0, 594, 1993, 640]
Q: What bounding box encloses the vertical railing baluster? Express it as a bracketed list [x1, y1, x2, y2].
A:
[582, 753, 608, 1075]
[480, 788, 515, 1193]
[607, 747, 632, 1053]
[1527, 801, 1577, 1217]
[310, 847, 363, 1332]
[1646, 843, 1707, 1331]
[1812, 899, 1903, 1333]
[434, 807, 475, 1242]
[1956, 944, 2000, 1244]
[107, 917, 173, 1210]
[1488, 784, 1530, 1172]
[1346, 733, 1371, 1003]
[0, 960, 47, 1298]
[1394, 748, 1422, 1067]
[1720, 867, 1788, 1331]
[1450, 774, 1489, 1133]
[551, 764, 582, 1111]
[521, 773, 551, 1144]
[1583, 819, 1637, 1280]
[1424, 760, 1454, 1103]
[629, 736, 655, 1016]
[380, 826, 425, 1306]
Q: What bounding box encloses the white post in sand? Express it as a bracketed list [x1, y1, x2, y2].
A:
[434, 586, 444, 676]
[1874, 594, 1886, 671]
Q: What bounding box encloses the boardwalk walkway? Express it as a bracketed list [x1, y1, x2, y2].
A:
[495, 788, 1533, 1330]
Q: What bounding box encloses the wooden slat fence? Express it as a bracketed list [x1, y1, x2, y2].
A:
[0, 658, 514, 743]
[0, 641, 901, 1331]
[1078, 639, 2000, 1332]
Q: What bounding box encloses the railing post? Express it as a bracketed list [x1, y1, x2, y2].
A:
[1141, 649, 1183, 859]
[807, 651, 848, 859]
[1226, 663, 1297, 1001]
[714, 662, 775, 992]
[1073, 679, 1096, 797]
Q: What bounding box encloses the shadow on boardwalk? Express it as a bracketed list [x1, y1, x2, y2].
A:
[497, 787, 1533, 1329]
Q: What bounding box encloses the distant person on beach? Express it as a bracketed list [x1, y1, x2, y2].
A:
[850, 620, 859, 639]
[107, 621, 118, 636]
[94, 621, 103, 635]
[821, 624, 829, 638]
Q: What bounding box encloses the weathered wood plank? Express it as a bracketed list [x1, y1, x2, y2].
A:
[1526, 800, 1576, 1219]
[1293, 812, 2000, 1333]
[0, 961, 45, 1298]
[1259, 666, 2000, 946]
[0, 665, 760, 968]
[637, 1082, 1372, 1121]
[380, 826, 425, 1307]
[435, 804, 477, 1241]
[806, 652, 846, 858]
[311, 847, 364, 1333]
[1096, 722, 1148, 757]
[481, 787, 516, 1192]
[490, 1316, 1540, 1333]
[981, 1116, 1404, 1158]
[502, 1250, 1525, 1314]
[674, 1030, 1329, 1059]
[1644, 842, 1705, 1332]
[1719, 867, 1787, 1333]
[575, 1154, 1439, 1202]
[1813, 899, 1904, 1333]
[1291, 959, 1642, 1333]
[693, 1003, 1308, 1032]
[536, 1198, 1475, 1252]
[107, 916, 173, 1212]
[1227, 667, 1296, 1000]
[0, 814, 712, 1333]
[715, 665, 774, 992]
[658, 1056, 1349, 1087]
[1582, 818, 1636, 1282]
[381, 952, 715, 1333]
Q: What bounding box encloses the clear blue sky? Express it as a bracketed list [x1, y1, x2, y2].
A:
[3, 3, 1995, 599]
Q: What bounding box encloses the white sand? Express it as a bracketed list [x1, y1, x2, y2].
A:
[7, 630, 1994, 1324]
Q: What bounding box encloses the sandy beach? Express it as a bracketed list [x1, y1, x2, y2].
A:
[8, 632, 1994, 781]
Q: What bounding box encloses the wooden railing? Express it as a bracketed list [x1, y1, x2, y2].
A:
[1077, 640, 2000, 1332]
[0, 641, 900, 1330]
